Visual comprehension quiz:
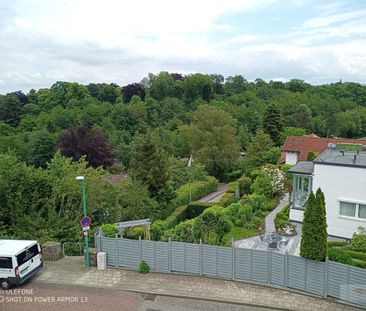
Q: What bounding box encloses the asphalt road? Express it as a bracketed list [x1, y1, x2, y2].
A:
[0, 281, 276, 311]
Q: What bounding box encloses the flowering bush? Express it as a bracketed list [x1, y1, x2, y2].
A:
[262, 165, 284, 196]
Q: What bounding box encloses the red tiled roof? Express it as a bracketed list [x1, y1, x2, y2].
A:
[280, 136, 366, 163]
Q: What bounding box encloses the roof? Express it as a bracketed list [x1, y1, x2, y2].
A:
[0, 240, 37, 256]
[288, 161, 314, 175]
[280, 136, 366, 163]
[104, 173, 128, 185]
[314, 149, 366, 169]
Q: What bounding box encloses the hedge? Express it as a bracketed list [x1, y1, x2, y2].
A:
[222, 170, 242, 182]
[165, 202, 214, 228]
[171, 176, 218, 209]
[227, 181, 239, 193]
[274, 204, 291, 229]
[327, 240, 349, 248]
[342, 249, 366, 261]
[352, 259, 366, 269]
[328, 248, 353, 265]
[219, 192, 238, 207]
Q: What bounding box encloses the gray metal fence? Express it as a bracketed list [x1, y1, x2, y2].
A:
[95, 232, 366, 308]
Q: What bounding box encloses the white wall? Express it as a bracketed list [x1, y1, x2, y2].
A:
[289, 209, 304, 223]
[285, 152, 298, 165]
[312, 164, 366, 239]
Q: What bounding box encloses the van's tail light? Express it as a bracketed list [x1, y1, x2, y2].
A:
[15, 266, 19, 277]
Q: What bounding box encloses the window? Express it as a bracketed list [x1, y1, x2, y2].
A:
[16, 244, 39, 266]
[340, 202, 356, 217]
[339, 201, 366, 220]
[293, 175, 312, 209]
[359, 204, 366, 219]
[0, 257, 13, 269]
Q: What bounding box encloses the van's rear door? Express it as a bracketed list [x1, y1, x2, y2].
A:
[16, 243, 41, 278]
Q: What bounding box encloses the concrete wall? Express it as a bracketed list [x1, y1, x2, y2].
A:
[312, 164, 366, 239]
[285, 152, 298, 165]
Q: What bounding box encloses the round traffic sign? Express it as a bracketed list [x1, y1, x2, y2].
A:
[80, 216, 91, 227]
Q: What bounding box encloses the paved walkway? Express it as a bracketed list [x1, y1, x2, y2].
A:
[265, 194, 289, 233]
[33, 257, 362, 311]
[198, 183, 228, 203]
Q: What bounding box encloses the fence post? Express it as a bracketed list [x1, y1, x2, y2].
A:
[250, 249, 253, 281]
[168, 238, 172, 272]
[284, 251, 289, 288]
[199, 239, 202, 276]
[139, 236, 142, 264]
[323, 258, 328, 297]
[184, 242, 187, 273]
[115, 234, 118, 267]
[304, 259, 308, 292]
[232, 239, 235, 280]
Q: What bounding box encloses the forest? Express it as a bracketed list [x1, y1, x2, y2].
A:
[1, 72, 366, 243]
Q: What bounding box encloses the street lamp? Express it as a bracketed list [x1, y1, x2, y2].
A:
[76, 175, 90, 268]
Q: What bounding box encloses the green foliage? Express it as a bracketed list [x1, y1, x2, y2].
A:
[279, 127, 306, 144]
[28, 130, 57, 168]
[274, 205, 292, 229]
[238, 176, 252, 196]
[244, 194, 269, 212]
[251, 171, 273, 198]
[125, 227, 145, 240]
[300, 188, 328, 261]
[350, 227, 366, 252]
[342, 249, 366, 261]
[138, 260, 150, 273]
[352, 260, 366, 269]
[263, 102, 283, 145]
[307, 151, 319, 161]
[327, 240, 349, 248]
[227, 181, 239, 193]
[101, 224, 119, 238]
[182, 105, 240, 178]
[151, 220, 169, 241]
[328, 248, 353, 265]
[219, 192, 237, 207]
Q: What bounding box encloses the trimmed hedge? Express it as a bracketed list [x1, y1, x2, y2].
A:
[171, 176, 218, 209]
[227, 181, 239, 193]
[342, 249, 366, 261]
[352, 260, 366, 269]
[327, 240, 349, 248]
[328, 248, 353, 265]
[220, 192, 237, 207]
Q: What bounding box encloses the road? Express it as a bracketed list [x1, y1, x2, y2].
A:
[0, 282, 276, 311]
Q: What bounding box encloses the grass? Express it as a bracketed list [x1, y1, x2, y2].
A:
[222, 226, 260, 246]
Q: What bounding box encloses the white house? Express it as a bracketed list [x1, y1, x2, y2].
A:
[289, 144, 366, 239]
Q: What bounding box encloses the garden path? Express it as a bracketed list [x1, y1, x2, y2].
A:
[265, 193, 289, 233]
[198, 183, 228, 203]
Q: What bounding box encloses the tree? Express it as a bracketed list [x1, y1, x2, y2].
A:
[183, 74, 214, 103]
[245, 130, 275, 171]
[129, 132, 169, 198]
[59, 126, 114, 168]
[147, 72, 175, 101]
[263, 102, 283, 145]
[279, 127, 306, 144]
[300, 188, 327, 261]
[28, 130, 56, 168]
[0, 95, 24, 126]
[182, 105, 239, 178]
[122, 83, 146, 103]
[292, 104, 312, 131]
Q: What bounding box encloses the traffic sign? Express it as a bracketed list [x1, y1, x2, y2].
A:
[80, 216, 91, 227]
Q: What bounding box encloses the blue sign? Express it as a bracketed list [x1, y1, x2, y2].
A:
[80, 216, 91, 227]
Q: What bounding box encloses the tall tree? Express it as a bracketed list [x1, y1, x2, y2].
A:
[300, 188, 327, 261]
[28, 130, 56, 168]
[182, 105, 239, 178]
[59, 126, 114, 168]
[129, 132, 169, 198]
[263, 102, 283, 145]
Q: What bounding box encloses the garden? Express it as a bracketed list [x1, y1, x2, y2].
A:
[327, 227, 366, 269]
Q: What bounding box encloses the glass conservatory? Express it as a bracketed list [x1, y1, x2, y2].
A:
[293, 174, 312, 209]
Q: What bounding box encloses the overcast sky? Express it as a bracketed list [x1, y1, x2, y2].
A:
[0, 0, 365, 94]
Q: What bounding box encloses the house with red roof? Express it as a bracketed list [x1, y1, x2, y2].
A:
[280, 135, 366, 165]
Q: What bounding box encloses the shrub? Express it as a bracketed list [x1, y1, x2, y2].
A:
[219, 192, 237, 207]
[244, 194, 269, 212]
[100, 224, 118, 238]
[251, 171, 272, 198]
[138, 260, 150, 273]
[327, 240, 349, 248]
[151, 220, 169, 241]
[274, 204, 291, 229]
[185, 202, 213, 219]
[238, 176, 252, 196]
[328, 248, 353, 265]
[343, 249, 366, 261]
[125, 227, 145, 240]
[227, 181, 239, 193]
[165, 205, 188, 227]
[222, 170, 242, 182]
[352, 260, 366, 269]
[350, 227, 366, 252]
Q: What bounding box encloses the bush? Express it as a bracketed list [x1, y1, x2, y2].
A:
[165, 205, 188, 227]
[100, 224, 118, 238]
[328, 248, 353, 265]
[244, 194, 269, 212]
[227, 181, 239, 193]
[125, 227, 145, 240]
[185, 202, 213, 219]
[343, 249, 366, 261]
[222, 170, 242, 182]
[352, 260, 366, 269]
[151, 220, 169, 240]
[274, 204, 291, 229]
[327, 240, 349, 248]
[138, 260, 150, 273]
[238, 176, 252, 196]
[219, 192, 237, 207]
[350, 227, 366, 252]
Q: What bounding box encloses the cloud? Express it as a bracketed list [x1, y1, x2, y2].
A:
[0, 0, 365, 93]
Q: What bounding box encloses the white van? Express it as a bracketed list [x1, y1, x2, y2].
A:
[0, 240, 43, 290]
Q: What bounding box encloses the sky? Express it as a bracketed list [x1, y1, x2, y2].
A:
[0, 0, 365, 93]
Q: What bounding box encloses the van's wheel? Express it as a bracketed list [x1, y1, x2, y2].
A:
[0, 279, 11, 290]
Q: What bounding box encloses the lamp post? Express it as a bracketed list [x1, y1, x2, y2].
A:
[76, 176, 90, 268]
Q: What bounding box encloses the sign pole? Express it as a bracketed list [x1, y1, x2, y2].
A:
[81, 178, 90, 268]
